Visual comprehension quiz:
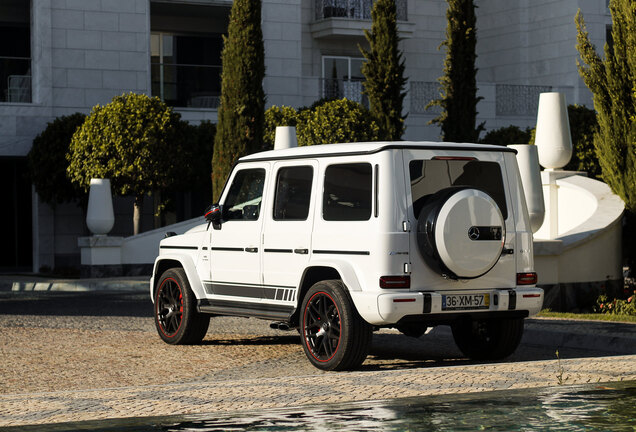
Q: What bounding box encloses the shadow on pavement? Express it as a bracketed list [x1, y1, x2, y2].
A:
[0, 291, 152, 318]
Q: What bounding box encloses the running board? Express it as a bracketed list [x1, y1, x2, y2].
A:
[198, 299, 294, 321]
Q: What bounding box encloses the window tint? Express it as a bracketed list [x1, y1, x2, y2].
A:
[323, 163, 372, 221]
[409, 159, 508, 219]
[223, 168, 265, 221]
[274, 166, 313, 221]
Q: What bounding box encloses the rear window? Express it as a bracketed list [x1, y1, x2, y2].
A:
[323, 163, 372, 221]
[409, 159, 508, 219]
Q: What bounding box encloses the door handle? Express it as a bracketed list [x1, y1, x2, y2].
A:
[245, 247, 259, 253]
[294, 248, 308, 255]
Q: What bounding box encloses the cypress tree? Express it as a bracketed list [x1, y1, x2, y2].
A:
[212, 0, 265, 201]
[576, 0, 636, 271]
[360, 0, 407, 141]
[430, 0, 484, 142]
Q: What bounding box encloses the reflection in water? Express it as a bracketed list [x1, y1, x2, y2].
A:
[12, 382, 636, 432]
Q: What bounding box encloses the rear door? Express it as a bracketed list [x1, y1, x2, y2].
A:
[262, 160, 318, 304]
[403, 149, 517, 291]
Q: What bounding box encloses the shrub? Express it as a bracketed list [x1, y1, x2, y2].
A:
[360, 0, 407, 140]
[212, 0, 265, 201]
[480, 125, 533, 146]
[563, 105, 601, 179]
[27, 113, 87, 205]
[297, 99, 380, 146]
[67, 92, 184, 234]
[595, 292, 636, 316]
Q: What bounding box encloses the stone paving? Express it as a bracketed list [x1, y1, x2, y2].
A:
[0, 290, 635, 427]
[1, 355, 635, 427]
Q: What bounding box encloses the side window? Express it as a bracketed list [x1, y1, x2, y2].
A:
[323, 163, 372, 221]
[273, 166, 313, 221]
[223, 168, 266, 221]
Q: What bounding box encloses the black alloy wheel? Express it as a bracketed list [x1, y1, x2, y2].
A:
[156, 276, 184, 338]
[304, 291, 342, 362]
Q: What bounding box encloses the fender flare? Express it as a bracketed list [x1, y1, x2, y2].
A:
[302, 258, 363, 292]
[151, 254, 206, 301]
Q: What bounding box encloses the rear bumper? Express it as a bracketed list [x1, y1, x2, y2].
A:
[351, 287, 543, 326]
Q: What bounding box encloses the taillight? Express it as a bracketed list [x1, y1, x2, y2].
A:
[517, 272, 538, 285]
[379, 276, 411, 289]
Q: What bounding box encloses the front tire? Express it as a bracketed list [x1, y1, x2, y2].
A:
[300, 280, 372, 371]
[154, 268, 209, 345]
[451, 318, 524, 360]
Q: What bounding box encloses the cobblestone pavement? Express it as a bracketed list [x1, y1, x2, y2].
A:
[0, 291, 635, 427]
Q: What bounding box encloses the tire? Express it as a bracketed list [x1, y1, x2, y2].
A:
[154, 268, 210, 345]
[451, 318, 524, 361]
[300, 280, 372, 371]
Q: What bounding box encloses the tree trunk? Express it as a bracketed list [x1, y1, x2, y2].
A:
[133, 195, 143, 235]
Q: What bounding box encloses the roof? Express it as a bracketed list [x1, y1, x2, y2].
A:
[239, 141, 516, 162]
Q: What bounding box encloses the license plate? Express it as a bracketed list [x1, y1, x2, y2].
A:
[442, 293, 490, 311]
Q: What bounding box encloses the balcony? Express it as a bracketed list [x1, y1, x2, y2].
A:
[151, 63, 221, 109]
[311, 0, 414, 40]
[0, 56, 31, 103]
[321, 78, 368, 106]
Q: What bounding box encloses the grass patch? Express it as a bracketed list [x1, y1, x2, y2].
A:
[537, 310, 636, 323]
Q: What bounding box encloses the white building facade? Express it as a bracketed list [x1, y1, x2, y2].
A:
[0, 0, 610, 273]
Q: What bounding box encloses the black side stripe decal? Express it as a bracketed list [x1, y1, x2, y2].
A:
[313, 250, 370, 256]
[160, 245, 198, 250]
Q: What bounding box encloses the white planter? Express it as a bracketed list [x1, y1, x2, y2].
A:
[274, 126, 298, 150]
[86, 178, 115, 235]
[509, 144, 545, 233]
[535, 92, 573, 170]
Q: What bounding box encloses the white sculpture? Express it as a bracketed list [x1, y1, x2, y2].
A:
[274, 126, 298, 150]
[508, 144, 545, 233]
[535, 92, 573, 170]
[86, 178, 115, 235]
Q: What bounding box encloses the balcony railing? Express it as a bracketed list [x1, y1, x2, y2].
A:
[315, 0, 407, 21]
[0, 57, 31, 103]
[151, 62, 221, 109]
[321, 78, 368, 106]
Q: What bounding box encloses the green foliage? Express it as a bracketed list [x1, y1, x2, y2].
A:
[300, 99, 380, 146]
[27, 113, 86, 205]
[430, 0, 484, 142]
[479, 125, 533, 146]
[563, 105, 601, 179]
[264, 100, 380, 148]
[595, 292, 636, 316]
[576, 1, 636, 270]
[67, 93, 182, 198]
[360, 0, 407, 140]
[264, 105, 298, 149]
[212, 0, 265, 201]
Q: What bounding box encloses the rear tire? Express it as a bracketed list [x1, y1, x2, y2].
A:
[300, 280, 372, 371]
[154, 268, 210, 345]
[451, 318, 524, 360]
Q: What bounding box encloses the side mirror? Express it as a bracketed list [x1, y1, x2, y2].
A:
[204, 204, 222, 229]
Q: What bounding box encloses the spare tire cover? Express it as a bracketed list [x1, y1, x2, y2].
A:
[416, 187, 505, 279]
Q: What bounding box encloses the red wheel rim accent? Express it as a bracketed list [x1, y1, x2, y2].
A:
[155, 277, 184, 338]
[303, 291, 341, 362]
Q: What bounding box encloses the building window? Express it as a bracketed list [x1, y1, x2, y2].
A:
[150, 2, 228, 109]
[0, 0, 31, 103]
[321, 56, 367, 105]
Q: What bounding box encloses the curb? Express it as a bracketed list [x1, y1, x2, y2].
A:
[0, 277, 148, 293]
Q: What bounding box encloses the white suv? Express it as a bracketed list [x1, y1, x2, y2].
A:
[150, 142, 543, 370]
